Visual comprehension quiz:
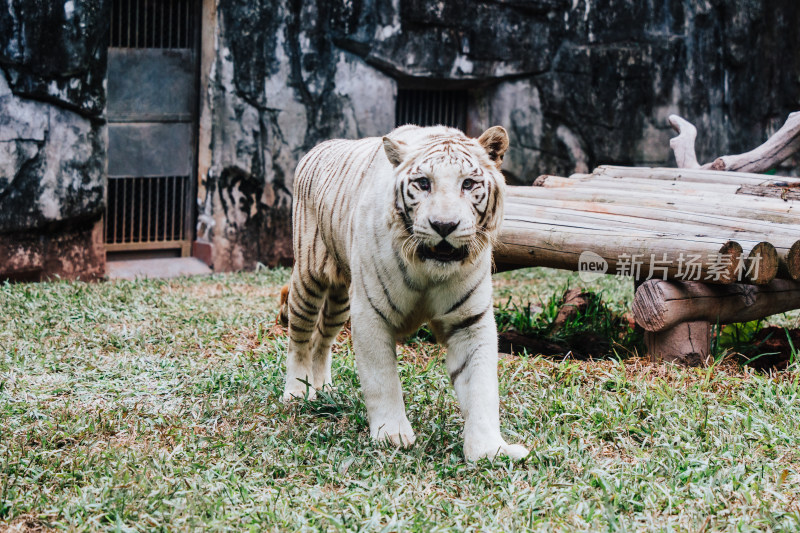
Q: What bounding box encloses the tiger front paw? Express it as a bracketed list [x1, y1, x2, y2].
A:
[281, 383, 317, 403]
[372, 420, 416, 448]
[465, 441, 529, 462]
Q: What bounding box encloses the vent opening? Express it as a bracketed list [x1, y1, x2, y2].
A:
[110, 0, 196, 49]
[395, 89, 468, 131]
[106, 176, 190, 246]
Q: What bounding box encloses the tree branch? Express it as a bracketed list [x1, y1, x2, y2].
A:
[669, 112, 800, 172]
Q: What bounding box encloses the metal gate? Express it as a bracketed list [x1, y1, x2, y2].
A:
[395, 89, 469, 131]
[105, 0, 199, 255]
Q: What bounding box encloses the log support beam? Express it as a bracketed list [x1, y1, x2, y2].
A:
[634, 278, 800, 365]
[644, 321, 710, 366]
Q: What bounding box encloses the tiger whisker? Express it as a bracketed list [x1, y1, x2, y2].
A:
[400, 233, 421, 263]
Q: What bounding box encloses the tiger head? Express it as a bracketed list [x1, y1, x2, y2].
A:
[383, 125, 508, 274]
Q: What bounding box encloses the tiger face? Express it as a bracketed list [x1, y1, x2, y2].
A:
[383, 126, 509, 273]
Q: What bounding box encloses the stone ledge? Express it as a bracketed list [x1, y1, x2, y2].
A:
[0, 218, 105, 282]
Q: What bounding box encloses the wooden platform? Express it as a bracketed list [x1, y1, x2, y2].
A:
[494, 163, 800, 365]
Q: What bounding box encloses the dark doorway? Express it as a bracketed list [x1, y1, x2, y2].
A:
[395, 89, 469, 131]
[105, 0, 200, 256]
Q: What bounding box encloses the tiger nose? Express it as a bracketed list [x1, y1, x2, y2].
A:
[430, 219, 459, 237]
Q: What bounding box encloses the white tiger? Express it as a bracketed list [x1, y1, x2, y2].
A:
[282, 124, 529, 461]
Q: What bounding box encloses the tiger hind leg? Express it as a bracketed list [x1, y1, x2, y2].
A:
[283, 269, 327, 402]
[309, 285, 350, 390]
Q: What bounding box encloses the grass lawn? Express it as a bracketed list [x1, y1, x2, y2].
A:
[2, 267, 800, 531]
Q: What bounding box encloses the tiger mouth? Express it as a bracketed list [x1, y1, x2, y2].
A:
[417, 241, 469, 263]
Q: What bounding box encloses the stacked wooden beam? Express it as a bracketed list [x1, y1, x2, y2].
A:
[497, 166, 800, 285]
[494, 112, 800, 365]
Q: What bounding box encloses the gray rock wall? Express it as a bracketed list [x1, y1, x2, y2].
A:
[339, 0, 798, 177]
[208, 0, 397, 270]
[1, 1, 797, 275]
[0, 0, 107, 279]
[207, 0, 799, 269]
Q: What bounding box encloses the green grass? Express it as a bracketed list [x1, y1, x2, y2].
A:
[1, 267, 800, 531]
[493, 286, 642, 358]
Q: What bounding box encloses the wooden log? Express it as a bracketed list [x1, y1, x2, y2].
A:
[591, 177, 779, 195]
[633, 278, 800, 332]
[509, 185, 799, 221]
[668, 112, 800, 173]
[504, 200, 798, 281]
[569, 176, 796, 197]
[592, 164, 800, 185]
[745, 242, 779, 285]
[645, 322, 710, 366]
[707, 112, 800, 172]
[505, 194, 795, 236]
[667, 115, 700, 169]
[533, 174, 800, 205]
[784, 241, 800, 281]
[504, 201, 797, 251]
[737, 184, 800, 201]
[537, 175, 742, 194]
[496, 219, 744, 283]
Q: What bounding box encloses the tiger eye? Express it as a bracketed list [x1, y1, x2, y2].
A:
[416, 177, 431, 191]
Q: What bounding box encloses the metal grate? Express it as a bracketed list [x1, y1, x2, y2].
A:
[106, 176, 189, 246]
[105, 0, 198, 255]
[109, 0, 196, 49]
[396, 89, 469, 131]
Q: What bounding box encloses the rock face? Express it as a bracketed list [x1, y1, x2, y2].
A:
[207, 0, 397, 270]
[1, 0, 798, 277]
[0, 0, 107, 280]
[208, 0, 799, 269]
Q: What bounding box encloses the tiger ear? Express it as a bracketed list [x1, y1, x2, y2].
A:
[478, 126, 509, 169]
[383, 137, 407, 167]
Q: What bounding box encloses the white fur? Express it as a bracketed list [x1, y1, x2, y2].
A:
[282, 126, 528, 461]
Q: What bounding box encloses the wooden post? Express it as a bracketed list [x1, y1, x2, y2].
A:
[644, 322, 710, 366]
[634, 278, 800, 366]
